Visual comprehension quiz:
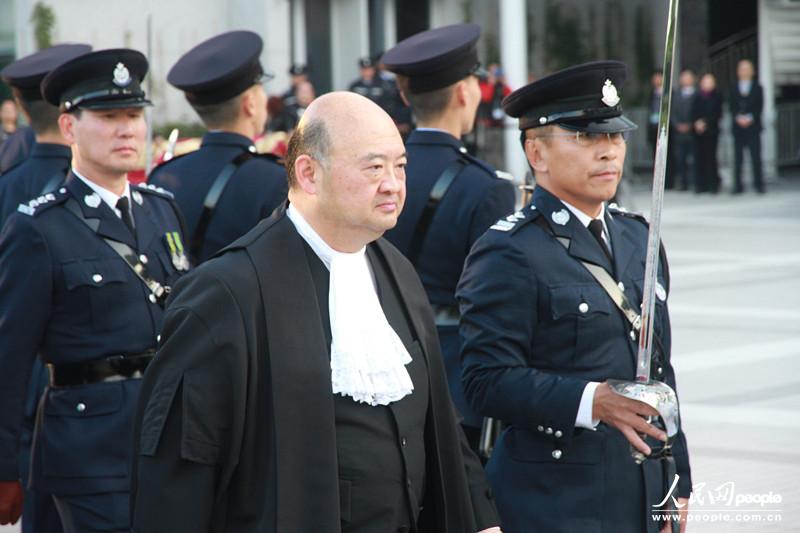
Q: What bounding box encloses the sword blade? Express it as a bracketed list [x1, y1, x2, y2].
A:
[636, 0, 680, 383]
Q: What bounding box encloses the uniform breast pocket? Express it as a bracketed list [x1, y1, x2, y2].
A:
[548, 284, 613, 367]
[61, 258, 130, 332]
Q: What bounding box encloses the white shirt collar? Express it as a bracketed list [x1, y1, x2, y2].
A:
[72, 168, 131, 219]
[286, 203, 366, 270]
[414, 127, 450, 134]
[738, 80, 752, 95]
[560, 200, 611, 246]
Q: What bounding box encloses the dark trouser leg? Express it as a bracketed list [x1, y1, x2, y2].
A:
[22, 490, 63, 533]
[52, 492, 130, 533]
[733, 130, 745, 192]
[748, 130, 764, 192]
[710, 133, 721, 193]
[694, 135, 709, 192]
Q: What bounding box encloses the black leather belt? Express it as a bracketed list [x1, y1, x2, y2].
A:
[431, 304, 459, 327]
[47, 351, 155, 387]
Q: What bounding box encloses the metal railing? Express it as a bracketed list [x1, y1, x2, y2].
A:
[776, 102, 800, 167]
[707, 28, 758, 87]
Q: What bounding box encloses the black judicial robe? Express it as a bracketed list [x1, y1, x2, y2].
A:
[131, 210, 498, 533]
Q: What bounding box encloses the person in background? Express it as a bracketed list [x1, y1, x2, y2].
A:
[381, 24, 517, 455]
[285, 80, 316, 131]
[0, 99, 18, 145]
[148, 31, 287, 264]
[478, 63, 511, 128]
[670, 69, 696, 191]
[281, 63, 308, 108]
[348, 56, 394, 113]
[729, 59, 764, 194]
[692, 73, 723, 194]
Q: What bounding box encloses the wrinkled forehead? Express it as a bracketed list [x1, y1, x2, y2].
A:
[333, 117, 404, 157]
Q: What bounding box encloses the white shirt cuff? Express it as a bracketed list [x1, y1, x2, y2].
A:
[575, 382, 601, 430]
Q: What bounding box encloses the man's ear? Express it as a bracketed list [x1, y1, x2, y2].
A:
[58, 113, 76, 145]
[241, 87, 257, 118]
[524, 135, 549, 174]
[453, 79, 468, 108]
[293, 154, 319, 195]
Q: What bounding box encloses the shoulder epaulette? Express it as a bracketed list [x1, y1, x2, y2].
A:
[17, 188, 69, 216]
[135, 182, 175, 200]
[608, 203, 648, 225]
[490, 204, 541, 233]
[494, 170, 515, 181]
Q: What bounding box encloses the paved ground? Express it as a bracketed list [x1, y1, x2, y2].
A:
[2, 178, 799, 533]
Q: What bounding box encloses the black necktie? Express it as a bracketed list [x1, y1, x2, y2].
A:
[588, 219, 613, 262]
[116, 196, 136, 238]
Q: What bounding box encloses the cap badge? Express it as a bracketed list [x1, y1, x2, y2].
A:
[84, 193, 101, 209]
[601, 79, 620, 107]
[551, 209, 570, 226]
[113, 62, 132, 87]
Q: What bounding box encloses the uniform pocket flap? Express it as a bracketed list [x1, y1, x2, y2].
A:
[44, 382, 123, 418]
[62, 257, 128, 289]
[549, 284, 612, 320]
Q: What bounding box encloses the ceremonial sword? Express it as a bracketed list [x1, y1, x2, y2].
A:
[607, 0, 681, 464]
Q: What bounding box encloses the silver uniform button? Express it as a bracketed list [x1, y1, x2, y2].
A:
[139, 254, 148, 264]
[76, 402, 86, 413]
[92, 274, 103, 283]
[618, 281, 625, 291]
[630, 330, 637, 341]
[552, 449, 562, 460]
[554, 430, 563, 438]
[545, 427, 553, 435]
[578, 302, 589, 313]
[149, 294, 157, 304]
[537, 425, 544, 432]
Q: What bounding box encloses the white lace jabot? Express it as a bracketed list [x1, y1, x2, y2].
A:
[287, 204, 414, 406]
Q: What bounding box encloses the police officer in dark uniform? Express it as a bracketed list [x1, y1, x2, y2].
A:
[0, 42, 90, 533]
[281, 63, 308, 108]
[148, 31, 287, 264]
[381, 24, 516, 452]
[0, 125, 35, 175]
[0, 48, 188, 532]
[457, 61, 692, 533]
[348, 56, 394, 114]
[0, 44, 91, 226]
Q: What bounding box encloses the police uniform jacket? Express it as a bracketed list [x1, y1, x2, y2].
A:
[385, 128, 515, 427]
[0, 126, 35, 175]
[0, 173, 186, 495]
[148, 131, 287, 263]
[457, 186, 691, 533]
[131, 210, 499, 533]
[0, 142, 72, 227]
[348, 77, 395, 113]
